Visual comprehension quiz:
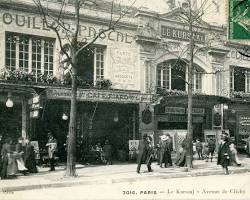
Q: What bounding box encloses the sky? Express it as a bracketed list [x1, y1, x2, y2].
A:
[112, 0, 227, 25]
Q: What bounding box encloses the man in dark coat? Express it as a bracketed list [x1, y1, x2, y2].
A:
[159, 135, 167, 168]
[136, 134, 153, 173]
[217, 131, 231, 175]
[165, 134, 173, 167]
[207, 137, 216, 162]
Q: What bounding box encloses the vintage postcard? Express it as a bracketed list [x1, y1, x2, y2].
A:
[0, 0, 250, 200]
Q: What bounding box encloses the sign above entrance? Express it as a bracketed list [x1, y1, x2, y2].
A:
[164, 106, 205, 115]
[46, 88, 153, 103]
[161, 26, 206, 43]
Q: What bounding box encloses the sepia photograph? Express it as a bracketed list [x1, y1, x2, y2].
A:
[0, 0, 250, 199]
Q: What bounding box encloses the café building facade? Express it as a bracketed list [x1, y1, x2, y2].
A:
[0, 0, 153, 160]
[136, 8, 250, 150]
[0, 0, 250, 160]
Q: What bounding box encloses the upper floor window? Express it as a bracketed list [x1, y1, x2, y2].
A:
[156, 60, 202, 92]
[230, 66, 250, 93]
[5, 32, 55, 77]
[77, 46, 105, 84]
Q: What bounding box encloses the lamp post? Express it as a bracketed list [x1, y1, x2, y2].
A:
[62, 113, 69, 121]
[6, 92, 14, 108]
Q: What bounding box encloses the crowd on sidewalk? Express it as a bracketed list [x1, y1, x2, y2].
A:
[0, 131, 59, 180]
[0, 137, 37, 180]
[1, 130, 250, 180]
[136, 131, 247, 175]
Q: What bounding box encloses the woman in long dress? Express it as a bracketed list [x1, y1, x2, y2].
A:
[15, 137, 27, 173]
[24, 139, 38, 173]
[1, 138, 17, 179]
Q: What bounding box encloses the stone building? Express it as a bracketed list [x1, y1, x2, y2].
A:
[0, 0, 249, 161]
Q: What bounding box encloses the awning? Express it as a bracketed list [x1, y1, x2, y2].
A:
[159, 94, 231, 108]
[0, 81, 38, 96]
[46, 87, 153, 104]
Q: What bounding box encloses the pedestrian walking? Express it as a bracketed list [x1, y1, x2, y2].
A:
[195, 139, 203, 160]
[229, 143, 241, 166]
[136, 134, 153, 173]
[207, 137, 216, 162]
[46, 132, 57, 171]
[217, 131, 231, 175]
[155, 143, 161, 165]
[24, 139, 38, 173]
[165, 134, 173, 167]
[159, 135, 168, 168]
[175, 143, 186, 167]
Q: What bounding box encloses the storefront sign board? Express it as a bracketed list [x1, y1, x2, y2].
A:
[46, 88, 153, 103]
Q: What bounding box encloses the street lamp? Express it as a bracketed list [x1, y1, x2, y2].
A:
[62, 113, 69, 120]
[113, 111, 119, 122]
[6, 92, 14, 108]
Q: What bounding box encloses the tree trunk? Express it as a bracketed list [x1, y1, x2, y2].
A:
[65, 48, 77, 177]
[186, 2, 194, 169]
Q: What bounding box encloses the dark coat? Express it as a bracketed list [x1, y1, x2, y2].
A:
[1, 143, 11, 178]
[24, 143, 37, 173]
[208, 139, 216, 152]
[137, 139, 152, 164]
[217, 140, 231, 167]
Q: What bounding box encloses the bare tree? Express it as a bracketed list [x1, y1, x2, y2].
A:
[174, 0, 224, 168]
[147, 0, 224, 168]
[33, 0, 136, 177]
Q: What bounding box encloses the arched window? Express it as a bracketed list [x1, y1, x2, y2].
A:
[156, 60, 203, 92]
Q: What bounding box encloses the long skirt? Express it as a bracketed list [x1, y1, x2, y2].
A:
[7, 153, 18, 176]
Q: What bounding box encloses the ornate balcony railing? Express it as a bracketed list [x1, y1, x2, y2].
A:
[230, 91, 250, 100]
[0, 68, 112, 90]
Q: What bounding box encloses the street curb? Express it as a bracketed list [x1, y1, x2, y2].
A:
[1, 168, 250, 192]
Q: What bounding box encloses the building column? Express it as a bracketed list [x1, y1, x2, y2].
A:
[139, 103, 155, 142]
[21, 98, 28, 139]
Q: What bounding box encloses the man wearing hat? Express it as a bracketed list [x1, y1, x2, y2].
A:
[136, 134, 153, 173]
[217, 131, 231, 175]
[46, 132, 57, 171]
[159, 134, 173, 168]
[159, 135, 167, 168]
[165, 134, 173, 167]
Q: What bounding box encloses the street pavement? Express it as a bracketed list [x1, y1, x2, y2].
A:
[5, 172, 250, 200]
[1, 154, 250, 193]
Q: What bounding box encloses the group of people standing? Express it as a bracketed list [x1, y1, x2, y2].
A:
[136, 131, 243, 175]
[193, 138, 216, 162]
[136, 134, 173, 174]
[0, 137, 37, 179]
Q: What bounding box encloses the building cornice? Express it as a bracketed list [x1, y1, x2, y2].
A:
[0, 1, 138, 30]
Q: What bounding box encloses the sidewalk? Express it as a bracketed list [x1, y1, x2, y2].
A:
[1, 155, 250, 192]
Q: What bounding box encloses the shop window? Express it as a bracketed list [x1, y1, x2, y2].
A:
[77, 46, 105, 84]
[230, 66, 250, 92]
[156, 60, 202, 92]
[5, 32, 55, 78]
